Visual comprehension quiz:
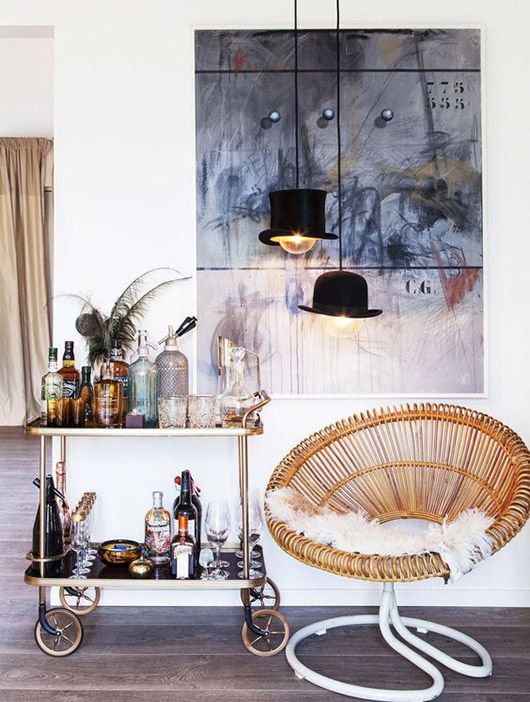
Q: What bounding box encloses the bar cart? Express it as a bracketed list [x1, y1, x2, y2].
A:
[24, 392, 289, 657]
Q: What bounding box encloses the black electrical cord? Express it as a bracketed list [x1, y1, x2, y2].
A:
[336, 0, 343, 269]
[294, 0, 300, 189]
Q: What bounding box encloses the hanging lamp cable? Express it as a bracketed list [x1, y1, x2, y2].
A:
[294, 0, 300, 189]
[336, 0, 343, 269]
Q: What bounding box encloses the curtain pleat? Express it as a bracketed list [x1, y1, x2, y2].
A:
[0, 138, 53, 424]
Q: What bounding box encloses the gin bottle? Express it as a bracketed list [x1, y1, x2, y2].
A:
[128, 330, 158, 427]
[145, 491, 171, 564]
[40, 347, 64, 426]
[155, 325, 189, 399]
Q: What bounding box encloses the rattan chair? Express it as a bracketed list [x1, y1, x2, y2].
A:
[265, 404, 530, 701]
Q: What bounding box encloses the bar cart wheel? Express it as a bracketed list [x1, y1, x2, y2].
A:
[59, 586, 101, 615]
[241, 608, 290, 657]
[241, 577, 280, 611]
[34, 607, 83, 657]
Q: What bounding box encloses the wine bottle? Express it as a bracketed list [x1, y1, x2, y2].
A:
[173, 472, 201, 555]
[32, 475, 64, 576]
[55, 461, 72, 545]
[173, 471, 198, 554]
[171, 513, 196, 579]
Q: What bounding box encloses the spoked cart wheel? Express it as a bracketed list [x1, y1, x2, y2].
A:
[34, 607, 83, 657]
[240, 577, 280, 611]
[242, 608, 290, 657]
[59, 586, 100, 616]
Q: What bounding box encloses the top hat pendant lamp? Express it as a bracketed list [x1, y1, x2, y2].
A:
[258, 0, 338, 255]
[299, 0, 382, 320]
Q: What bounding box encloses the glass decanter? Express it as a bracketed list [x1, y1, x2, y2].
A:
[218, 347, 254, 428]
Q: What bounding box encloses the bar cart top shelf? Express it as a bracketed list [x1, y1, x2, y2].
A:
[25, 420, 264, 437]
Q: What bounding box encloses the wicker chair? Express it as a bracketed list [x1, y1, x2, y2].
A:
[266, 404, 530, 701]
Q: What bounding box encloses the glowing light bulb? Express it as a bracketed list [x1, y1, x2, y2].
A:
[325, 315, 360, 337]
[271, 234, 317, 255]
[335, 315, 354, 328]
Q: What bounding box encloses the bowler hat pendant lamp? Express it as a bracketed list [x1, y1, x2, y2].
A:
[258, 0, 337, 255]
[299, 0, 382, 321]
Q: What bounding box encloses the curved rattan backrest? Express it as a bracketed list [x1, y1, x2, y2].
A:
[266, 405, 530, 580]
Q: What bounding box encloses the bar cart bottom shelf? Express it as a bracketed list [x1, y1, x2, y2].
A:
[25, 546, 289, 657]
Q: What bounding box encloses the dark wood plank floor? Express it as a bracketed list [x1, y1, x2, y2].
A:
[1, 426, 528, 701]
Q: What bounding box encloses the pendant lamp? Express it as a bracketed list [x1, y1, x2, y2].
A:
[299, 0, 382, 320]
[258, 0, 338, 255]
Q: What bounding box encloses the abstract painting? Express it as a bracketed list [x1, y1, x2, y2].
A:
[195, 29, 483, 396]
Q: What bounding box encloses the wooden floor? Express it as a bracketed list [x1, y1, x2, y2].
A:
[1, 426, 529, 701]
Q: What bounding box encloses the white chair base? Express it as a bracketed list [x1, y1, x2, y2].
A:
[285, 583, 492, 702]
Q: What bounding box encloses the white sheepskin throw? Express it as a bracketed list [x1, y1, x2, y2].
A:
[266, 487, 494, 581]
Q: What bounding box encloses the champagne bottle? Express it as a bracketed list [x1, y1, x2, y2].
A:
[171, 513, 196, 579]
[173, 471, 198, 555]
[32, 475, 64, 576]
[55, 461, 72, 545]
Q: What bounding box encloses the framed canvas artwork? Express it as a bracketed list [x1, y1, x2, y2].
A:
[195, 29, 484, 396]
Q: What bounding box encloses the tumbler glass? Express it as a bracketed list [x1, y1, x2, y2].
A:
[188, 395, 216, 429]
[158, 396, 187, 428]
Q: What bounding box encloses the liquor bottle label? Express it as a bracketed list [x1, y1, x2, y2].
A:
[173, 543, 192, 579]
[63, 380, 79, 398]
[145, 524, 171, 554]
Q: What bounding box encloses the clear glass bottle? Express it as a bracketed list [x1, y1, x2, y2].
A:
[128, 330, 158, 427]
[155, 325, 189, 399]
[40, 347, 64, 426]
[145, 491, 171, 565]
[59, 341, 80, 398]
[218, 347, 253, 428]
[93, 359, 123, 428]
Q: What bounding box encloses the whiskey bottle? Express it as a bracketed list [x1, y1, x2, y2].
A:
[59, 341, 80, 398]
[40, 347, 63, 426]
[173, 470, 198, 552]
[79, 366, 94, 425]
[93, 359, 123, 428]
[173, 472, 201, 556]
[171, 513, 196, 579]
[145, 491, 171, 565]
[55, 460, 72, 545]
[107, 340, 129, 418]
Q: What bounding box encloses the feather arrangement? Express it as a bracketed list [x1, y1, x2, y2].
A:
[266, 487, 494, 581]
[61, 267, 191, 367]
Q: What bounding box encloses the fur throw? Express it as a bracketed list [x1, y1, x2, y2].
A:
[266, 487, 494, 581]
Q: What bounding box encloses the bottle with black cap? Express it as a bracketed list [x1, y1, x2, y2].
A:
[173, 470, 198, 561]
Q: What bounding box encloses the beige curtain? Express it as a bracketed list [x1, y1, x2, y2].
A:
[0, 138, 53, 425]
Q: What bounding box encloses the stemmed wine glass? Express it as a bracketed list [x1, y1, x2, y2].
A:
[205, 500, 231, 580]
[237, 492, 263, 579]
[70, 515, 90, 578]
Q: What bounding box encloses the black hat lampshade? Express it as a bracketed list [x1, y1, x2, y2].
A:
[299, 270, 382, 318]
[259, 189, 338, 247]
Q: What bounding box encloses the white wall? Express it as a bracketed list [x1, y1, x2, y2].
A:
[0, 29, 53, 137]
[1, 0, 529, 607]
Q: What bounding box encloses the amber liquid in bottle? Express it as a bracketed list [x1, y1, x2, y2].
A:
[59, 341, 80, 398]
[104, 341, 129, 420]
[93, 360, 123, 428]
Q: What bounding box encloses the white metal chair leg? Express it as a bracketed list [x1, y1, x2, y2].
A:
[285, 583, 492, 702]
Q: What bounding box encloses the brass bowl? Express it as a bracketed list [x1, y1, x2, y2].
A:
[98, 539, 141, 566]
[129, 557, 155, 578]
